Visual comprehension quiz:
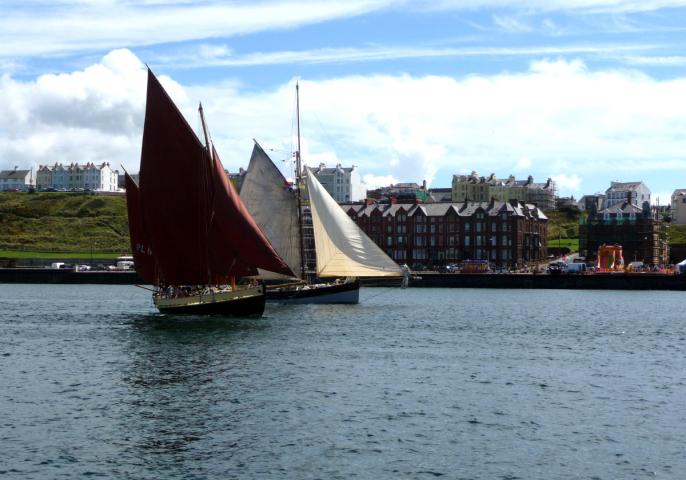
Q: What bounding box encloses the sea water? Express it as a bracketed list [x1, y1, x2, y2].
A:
[1, 284, 684, 479]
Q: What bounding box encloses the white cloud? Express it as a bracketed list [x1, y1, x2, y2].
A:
[492, 15, 533, 33]
[363, 174, 400, 189]
[2, 50, 686, 200]
[624, 55, 686, 66]
[0, 0, 679, 61]
[0, 49, 149, 168]
[150, 42, 654, 69]
[413, 0, 686, 14]
[552, 173, 582, 192]
[0, 1, 396, 58]
[516, 157, 532, 170]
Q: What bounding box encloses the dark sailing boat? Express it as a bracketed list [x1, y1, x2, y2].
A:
[239, 83, 401, 304]
[125, 69, 294, 316]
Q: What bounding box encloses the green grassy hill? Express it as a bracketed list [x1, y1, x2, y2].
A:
[0, 192, 130, 255]
[545, 206, 581, 251]
[667, 224, 686, 244]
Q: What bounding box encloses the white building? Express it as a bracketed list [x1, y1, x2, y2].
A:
[0, 168, 35, 191]
[604, 181, 651, 209]
[451, 172, 557, 210]
[671, 189, 686, 225]
[36, 162, 120, 191]
[311, 163, 365, 203]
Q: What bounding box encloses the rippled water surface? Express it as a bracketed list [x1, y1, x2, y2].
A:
[1, 285, 685, 479]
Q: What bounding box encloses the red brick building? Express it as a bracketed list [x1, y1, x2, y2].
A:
[345, 200, 548, 269]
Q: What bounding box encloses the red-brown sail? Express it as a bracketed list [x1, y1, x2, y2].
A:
[124, 172, 155, 283]
[208, 147, 293, 279]
[138, 68, 293, 285]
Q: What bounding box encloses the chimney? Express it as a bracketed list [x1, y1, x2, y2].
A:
[626, 190, 633, 204]
[390, 196, 397, 205]
[422, 179, 426, 190]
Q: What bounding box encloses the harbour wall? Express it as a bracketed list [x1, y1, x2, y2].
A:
[404, 272, 686, 290]
[0, 268, 140, 284]
[1, 268, 684, 290]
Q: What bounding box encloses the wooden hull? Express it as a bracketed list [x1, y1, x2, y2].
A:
[154, 285, 266, 316]
[266, 279, 360, 304]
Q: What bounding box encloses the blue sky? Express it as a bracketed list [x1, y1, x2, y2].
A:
[1, 1, 686, 203]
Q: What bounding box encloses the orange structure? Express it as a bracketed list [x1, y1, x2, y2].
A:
[597, 244, 624, 272]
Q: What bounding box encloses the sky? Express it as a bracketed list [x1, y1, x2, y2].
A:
[1, 1, 686, 204]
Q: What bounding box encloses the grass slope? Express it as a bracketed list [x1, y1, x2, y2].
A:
[0, 192, 130, 255]
[667, 224, 686, 244]
[545, 206, 581, 251]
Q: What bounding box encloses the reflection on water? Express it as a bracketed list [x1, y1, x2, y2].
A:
[1, 285, 685, 479]
[120, 312, 274, 472]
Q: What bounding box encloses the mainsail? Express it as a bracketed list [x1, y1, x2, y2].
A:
[305, 168, 402, 278]
[133, 69, 293, 285]
[239, 142, 302, 278]
[124, 172, 155, 284]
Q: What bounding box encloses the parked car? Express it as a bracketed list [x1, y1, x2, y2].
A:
[565, 262, 587, 274]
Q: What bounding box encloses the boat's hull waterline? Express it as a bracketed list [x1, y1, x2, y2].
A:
[154, 285, 266, 316]
[266, 279, 360, 304]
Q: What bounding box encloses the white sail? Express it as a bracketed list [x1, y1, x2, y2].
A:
[305, 168, 402, 277]
[240, 141, 302, 279]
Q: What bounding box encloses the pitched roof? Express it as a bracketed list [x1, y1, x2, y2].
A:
[349, 200, 548, 219]
[0, 169, 31, 179]
[600, 201, 643, 214]
[606, 181, 644, 192]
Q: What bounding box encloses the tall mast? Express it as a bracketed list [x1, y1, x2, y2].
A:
[295, 82, 306, 279]
[198, 102, 213, 282]
[198, 102, 214, 165]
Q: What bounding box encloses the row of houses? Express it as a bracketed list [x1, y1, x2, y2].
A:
[343, 199, 548, 269]
[36, 163, 120, 191]
[0, 163, 120, 192]
[451, 171, 557, 210]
